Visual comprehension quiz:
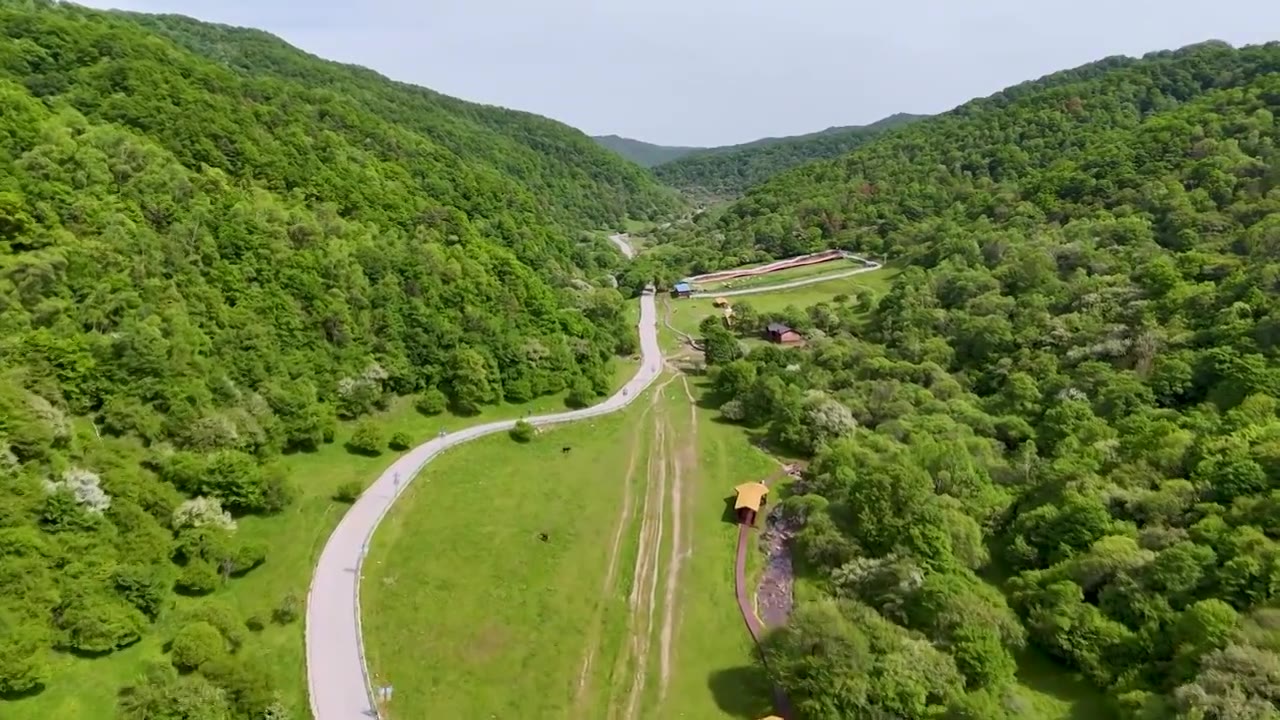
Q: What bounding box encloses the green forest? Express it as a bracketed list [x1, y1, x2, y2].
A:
[679, 40, 1280, 718]
[651, 113, 925, 200]
[5, 0, 1280, 716]
[0, 0, 673, 716]
[590, 134, 704, 167]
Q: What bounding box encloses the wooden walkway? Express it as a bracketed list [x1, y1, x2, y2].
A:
[732, 470, 794, 720]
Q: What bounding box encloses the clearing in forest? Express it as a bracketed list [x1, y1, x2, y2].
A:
[360, 370, 780, 720]
[662, 265, 897, 353]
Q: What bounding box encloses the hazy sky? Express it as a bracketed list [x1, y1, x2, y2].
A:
[81, 0, 1280, 146]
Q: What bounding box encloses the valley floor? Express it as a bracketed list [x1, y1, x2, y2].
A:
[360, 371, 781, 720]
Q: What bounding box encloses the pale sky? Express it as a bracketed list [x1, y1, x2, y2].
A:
[81, 0, 1280, 147]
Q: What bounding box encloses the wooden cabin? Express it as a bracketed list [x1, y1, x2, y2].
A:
[671, 282, 693, 299]
[765, 322, 802, 344]
[733, 481, 770, 526]
[713, 296, 730, 308]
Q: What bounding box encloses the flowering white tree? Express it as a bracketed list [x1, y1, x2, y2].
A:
[172, 496, 237, 531]
[43, 467, 111, 513]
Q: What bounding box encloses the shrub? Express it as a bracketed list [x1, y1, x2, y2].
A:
[170, 621, 226, 670]
[230, 541, 268, 575]
[272, 593, 301, 625]
[510, 420, 535, 443]
[176, 561, 220, 595]
[346, 419, 383, 456]
[245, 614, 266, 632]
[260, 467, 297, 514]
[388, 431, 412, 451]
[180, 601, 245, 652]
[414, 388, 447, 416]
[333, 481, 363, 503]
[720, 399, 746, 421]
[566, 378, 595, 409]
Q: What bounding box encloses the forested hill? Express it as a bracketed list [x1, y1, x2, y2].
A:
[650, 112, 925, 199]
[0, 1, 664, 712]
[591, 134, 705, 167]
[118, 11, 679, 226]
[679, 40, 1280, 718]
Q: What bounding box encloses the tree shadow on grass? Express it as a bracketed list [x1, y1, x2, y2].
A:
[342, 442, 383, 457]
[0, 683, 47, 701]
[707, 666, 775, 720]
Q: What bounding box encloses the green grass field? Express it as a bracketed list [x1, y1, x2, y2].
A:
[6, 361, 637, 720]
[664, 267, 898, 347]
[360, 374, 782, 720]
[653, 378, 778, 720]
[691, 258, 865, 291]
[361, 394, 653, 719]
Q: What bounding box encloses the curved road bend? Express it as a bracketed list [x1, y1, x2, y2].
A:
[608, 232, 636, 259]
[306, 286, 662, 720]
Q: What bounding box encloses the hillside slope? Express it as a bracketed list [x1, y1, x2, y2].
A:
[0, 2, 666, 716]
[651, 112, 925, 198]
[121, 12, 680, 227]
[591, 134, 704, 167]
[663, 41, 1280, 718]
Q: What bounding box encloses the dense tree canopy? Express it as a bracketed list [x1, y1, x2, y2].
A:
[696, 40, 1280, 719]
[590, 134, 704, 167]
[651, 113, 924, 200]
[0, 0, 669, 714]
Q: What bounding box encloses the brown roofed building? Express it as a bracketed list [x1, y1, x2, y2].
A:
[734, 481, 770, 526]
[765, 322, 802, 344]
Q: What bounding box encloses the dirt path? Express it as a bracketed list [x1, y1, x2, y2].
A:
[571, 400, 654, 717]
[596, 374, 683, 720]
[618, 394, 668, 720]
[575, 362, 705, 720]
[657, 374, 697, 702]
[660, 298, 702, 351]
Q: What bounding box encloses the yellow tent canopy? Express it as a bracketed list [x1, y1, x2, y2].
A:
[733, 482, 770, 512]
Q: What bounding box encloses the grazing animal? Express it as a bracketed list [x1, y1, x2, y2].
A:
[561, 446, 571, 454]
[538, 532, 549, 542]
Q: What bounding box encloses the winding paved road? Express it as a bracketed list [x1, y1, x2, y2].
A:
[306, 283, 661, 720]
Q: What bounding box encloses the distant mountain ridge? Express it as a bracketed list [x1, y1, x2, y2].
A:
[590, 135, 705, 167]
[651, 112, 927, 198]
[593, 113, 927, 198]
[686, 112, 926, 157]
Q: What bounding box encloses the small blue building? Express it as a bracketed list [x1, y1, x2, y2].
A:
[671, 282, 693, 299]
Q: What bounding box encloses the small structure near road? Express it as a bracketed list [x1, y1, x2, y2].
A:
[713, 296, 730, 307]
[765, 322, 802, 345]
[733, 481, 770, 526]
[671, 282, 693, 299]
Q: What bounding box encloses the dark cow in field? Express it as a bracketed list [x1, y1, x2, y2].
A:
[561, 446, 572, 454]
